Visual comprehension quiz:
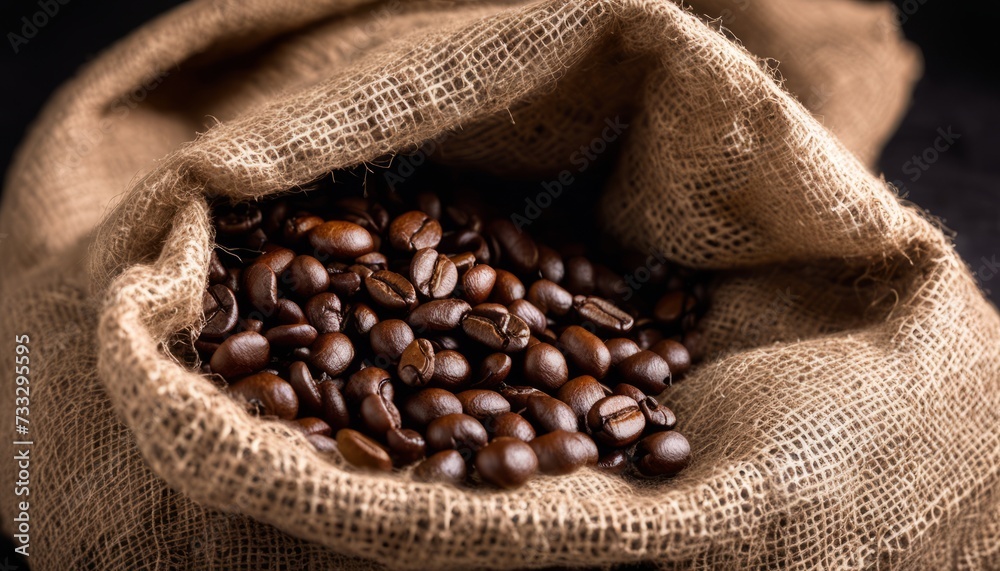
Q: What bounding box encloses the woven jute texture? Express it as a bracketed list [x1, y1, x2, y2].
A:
[4, 0, 998, 569]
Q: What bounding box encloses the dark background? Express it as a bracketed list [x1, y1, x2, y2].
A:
[0, 0, 997, 566]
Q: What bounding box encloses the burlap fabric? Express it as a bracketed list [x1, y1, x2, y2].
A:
[4, 0, 998, 569]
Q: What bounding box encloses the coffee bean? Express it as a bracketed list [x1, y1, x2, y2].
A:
[448, 252, 477, 275]
[440, 229, 490, 264]
[430, 350, 471, 388]
[596, 449, 630, 474]
[243, 262, 278, 315]
[638, 397, 677, 431]
[563, 256, 595, 295]
[605, 337, 641, 366]
[369, 319, 414, 361]
[307, 433, 340, 454]
[523, 343, 569, 391]
[508, 299, 547, 336]
[573, 295, 634, 333]
[309, 333, 354, 377]
[355, 252, 388, 271]
[455, 390, 511, 421]
[526, 280, 572, 316]
[634, 431, 691, 477]
[283, 417, 332, 437]
[613, 383, 646, 403]
[389, 211, 442, 252]
[274, 298, 307, 325]
[309, 221, 375, 259]
[410, 248, 458, 299]
[305, 293, 343, 333]
[556, 375, 609, 421]
[488, 411, 536, 442]
[210, 331, 270, 380]
[529, 431, 598, 475]
[284, 214, 325, 243]
[558, 325, 611, 378]
[365, 270, 418, 311]
[650, 339, 691, 377]
[491, 270, 525, 304]
[265, 323, 318, 347]
[524, 395, 578, 433]
[337, 428, 392, 471]
[386, 428, 426, 465]
[635, 327, 664, 350]
[243, 319, 263, 334]
[413, 450, 466, 485]
[284, 255, 330, 298]
[360, 392, 402, 433]
[227, 371, 298, 419]
[472, 353, 512, 389]
[415, 192, 441, 220]
[326, 263, 362, 297]
[202, 284, 238, 339]
[586, 395, 645, 447]
[208, 250, 228, 283]
[318, 379, 350, 430]
[536, 245, 565, 283]
[407, 299, 470, 332]
[344, 367, 394, 403]
[461, 303, 530, 352]
[398, 339, 435, 386]
[403, 388, 463, 427]
[257, 246, 296, 274]
[461, 264, 496, 305]
[475, 437, 538, 489]
[286, 361, 322, 414]
[653, 290, 695, 323]
[430, 335, 461, 351]
[617, 350, 671, 395]
[498, 385, 545, 410]
[426, 413, 488, 453]
[488, 220, 538, 274]
[223, 267, 241, 294]
[345, 303, 379, 338]
[444, 206, 482, 232]
[217, 204, 263, 235]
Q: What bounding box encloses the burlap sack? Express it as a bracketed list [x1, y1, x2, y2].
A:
[5, 0, 998, 569]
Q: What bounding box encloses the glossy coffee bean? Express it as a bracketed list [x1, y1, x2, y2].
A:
[605, 337, 641, 366]
[430, 350, 471, 388]
[488, 220, 538, 274]
[524, 342, 569, 391]
[650, 339, 691, 377]
[413, 450, 466, 485]
[403, 388, 463, 427]
[345, 303, 379, 337]
[498, 385, 545, 410]
[305, 293, 343, 334]
[281, 416, 332, 437]
[407, 299, 470, 332]
[410, 248, 458, 299]
[461, 264, 496, 305]
[455, 390, 511, 421]
[243, 262, 278, 314]
[283, 214, 324, 243]
[389, 211, 442, 252]
[653, 290, 695, 323]
[318, 379, 350, 430]
[635, 327, 664, 351]
[283, 256, 329, 298]
[563, 256, 595, 295]
[426, 413, 488, 453]
[507, 299, 546, 336]
[461, 303, 530, 352]
[202, 284, 238, 339]
[307, 433, 340, 454]
[489, 412, 536, 442]
[287, 361, 322, 414]
[596, 449, 630, 474]
[573, 295, 634, 333]
[398, 339, 435, 387]
[617, 350, 672, 395]
[415, 192, 441, 219]
[355, 252, 388, 271]
[386, 428, 426, 465]
[524, 395, 578, 433]
[309, 221, 375, 259]
[536, 245, 565, 283]
[257, 246, 296, 274]
[586, 395, 645, 448]
[337, 429, 392, 471]
[309, 333, 354, 377]
[344, 367, 394, 403]
[526, 280, 573, 316]
[217, 204, 262, 234]
[365, 270, 418, 311]
[447, 252, 477, 275]
[360, 392, 402, 433]
[556, 375, 608, 421]
[430, 335, 461, 351]
[491, 270, 525, 304]
[274, 298, 307, 325]
[558, 325, 611, 379]
[210, 331, 271, 380]
[227, 372, 298, 419]
[265, 323, 318, 347]
[634, 431, 691, 477]
[369, 319, 414, 361]
[529, 430, 598, 475]
[638, 397, 677, 431]
[472, 353, 512, 389]
[208, 250, 228, 283]
[326, 263, 362, 297]
[475, 437, 538, 489]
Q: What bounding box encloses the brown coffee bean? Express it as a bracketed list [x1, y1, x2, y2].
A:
[386, 428, 426, 465]
[413, 450, 466, 485]
[491, 270, 525, 304]
[365, 270, 418, 311]
[202, 284, 238, 339]
[440, 229, 490, 264]
[573, 295, 634, 333]
[243, 262, 278, 314]
[217, 204, 263, 235]
[431, 350, 471, 388]
[472, 353, 512, 389]
[596, 449, 630, 474]
[461, 264, 496, 305]
[524, 395, 578, 433]
[635, 431, 691, 477]
[618, 350, 672, 395]
[613, 383, 647, 403]
[326, 263, 362, 297]
[287, 361, 322, 414]
[284, 214, 325, 243]
[447, 252, 477, 275]
[426, 413, 488, 453]
[257, 246, 296, 274]
[498, 385, 545, 410]
[265, 323, 318, 347]
[309, 221, 375, 259]
[563, 256, 595, 295]
[344, 367, 394, 403]
[638, 397, 677, 431]
[507, 299, 547, 336]
[526, 279, 573, 316]
[558, 325, 611, 379]
[398, 339, 435, 386]
[524, 342, 569, 391]
[606, 337, 641, 366]
[489, 411, 536, 442]
[536, 245, 565, 283]
[475, 437, 538, 489]
[407, 299, 470, 332]
[223, 267, 241, 293]
[556, 375, 609, 421]
[360, 393, 402, 433]
[243, 319, 263, 334]
[305, 293, 343, 333]
[369, 319, 414, 361]
[461, 303, 530, 352]
[208, 250, 228, 283]
[650, 339, 691, 377]
[530, 430, 598, 475]
[587, 395, 645, 448]
[337, 429, 392, 471]
[274, 298, 307, 325]
[455, 390, 511, 421]
[284, 255, 330, 298]
[403, 388, 462, 427]
[430, 335, 461, 351]
[227, 371, 298, 419]
[488, 219, 538, 274]
[355, 252, 388, 271]
[653, 290, 695, 323]
[309, 333, 354, 377]
[210, 331, 270, 380]
[410, 248, 458, 299]
[307, 433, 340, 454]
[635, 327, 664, 350]
[389, 211, 442, 251]
[280, 417, 332, 437]
[345, 303, 379, 338]
[318, 379, 350, 430]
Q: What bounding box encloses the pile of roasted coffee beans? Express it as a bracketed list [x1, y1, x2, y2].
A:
[197, 186, 706, 489]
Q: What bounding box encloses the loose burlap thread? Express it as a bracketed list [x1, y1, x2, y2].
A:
[4, 0, 999, 569]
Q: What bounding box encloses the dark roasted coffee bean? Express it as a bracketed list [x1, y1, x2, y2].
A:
[455, 390, 511, 421]
[638, 397, 677, 431]
[618, 350, 672, 395]
[307, 433, 340, 454]
[472, 353, 512, 389]
[635, 431, 691, 477]
[227, 371, 298, 419]
[403, 388, 463, 427]
[461, 303, 530, 352]
[210, 331, 270, 380]
[431, 350, 471, 388]
[536, 245, 565, 283]
[282, 416, 332, 437]
[491, 270, 525, 304]
[309, 333, 354, 377]
[318, 380, 351, 430]
[613, 383, 647, 403]
[498, 385, 545, 410]
[217, 204, 262, 235]
[223, 267, 241, 293]
[523, 342, 569, 391]
[309, 220, 375, 259]
[243, 319, 264, 334]
[426, 413, 488, 453]
[369, 319, 414, 361]
[337, 429, 392, 471]
[563, 256, 595, 295]
[448, 252, 477, 275]
[587, 395, 645, 448]
[243, 262, 278, 315]
[261, 200, 288, 237]
[573, 295, 634, 333]
[407, 299, 470, 332]
[257, 246, 296, 274]
[526, 279, 573, 316]
[444, 206, 482, 232]
[410, 248, 458, 299]
[195, 339, 220, 358]
[389, 211, 442, 251]
[365, 270, 418, 311]
[653, 290, 695, 323]
[398, 339, 435, 386]
[305, 293, 343, 333]
[440, 229, 490, 264]
[430, 335, 461, 351]
[284, 255, 330, 298]
[596, 449, 630, 474]
[606, 337, 641, 366]
[360, 393, 402, 433]
[593, 264, 622, 300]
[265, 323, 318, 347]
[475, 437, 537, 489]
[460, 264, 496, 305]
[326, 263, 362, 297]
[415, 192, 441, 220]
[488, 219, 538, 274]
[355, 251, 388, 271]
[490, 411, 536, 442]
[284, 214, 325, 243]
[345, 303, 379, 338]
[508, 299, 546, 336]
[275, 298, 307, 325]
[524, 395, 578, 433]
[208, 251, 228, 283]
[556, 375, 608, 421]
[386, 428, 426, 465]
[287, 361, 322, 414]
[650, 339, 692, 377]
[530, 430, 598, 475]
[344, 367, 394, 403]
[413, 450, 466, 485]
[635, 327, 664, 350]
[558, 325, 611, 378]
[202, 284, 238, 339]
